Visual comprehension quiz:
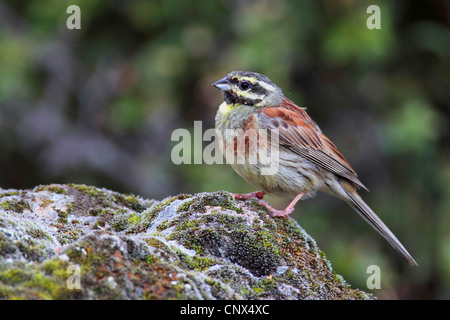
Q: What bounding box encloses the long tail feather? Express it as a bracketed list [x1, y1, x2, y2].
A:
[343, 187, 418, 266]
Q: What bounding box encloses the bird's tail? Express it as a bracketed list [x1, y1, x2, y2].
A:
[342, 182, 418, 266]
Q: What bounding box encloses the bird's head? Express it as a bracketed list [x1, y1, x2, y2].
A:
[212, 71, 284, 108]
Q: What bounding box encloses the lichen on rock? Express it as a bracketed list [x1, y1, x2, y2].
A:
[0, 184, 372, 299]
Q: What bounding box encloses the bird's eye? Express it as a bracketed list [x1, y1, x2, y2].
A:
[239, 80, 252, 91]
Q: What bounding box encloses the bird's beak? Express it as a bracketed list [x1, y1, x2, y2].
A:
[212, 77, 232, 91]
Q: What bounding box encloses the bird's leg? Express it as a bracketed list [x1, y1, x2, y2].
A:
[259, 192, 305, 217]
[232, 190, 266, 200]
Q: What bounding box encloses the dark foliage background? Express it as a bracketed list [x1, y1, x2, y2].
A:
[0, 0, 449, 299]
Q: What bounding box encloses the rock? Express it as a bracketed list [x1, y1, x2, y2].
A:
[0, 184, 372, 299]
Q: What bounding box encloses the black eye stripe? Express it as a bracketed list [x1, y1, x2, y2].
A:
[250, 83, 268, 96]
[228, 75, 269, 97]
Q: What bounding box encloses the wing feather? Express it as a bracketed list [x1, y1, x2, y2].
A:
[259, 98, 368, 190]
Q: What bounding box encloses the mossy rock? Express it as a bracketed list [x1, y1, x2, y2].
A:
[0, 184, 372, 300]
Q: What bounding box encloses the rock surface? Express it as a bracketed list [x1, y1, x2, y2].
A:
[0, 184, 371, 299]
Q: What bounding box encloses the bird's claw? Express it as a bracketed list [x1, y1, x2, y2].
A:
[232, 191, 266, 200]
[257, 200, 294, 217]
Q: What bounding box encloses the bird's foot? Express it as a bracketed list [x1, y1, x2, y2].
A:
[232, 191, 266, 200]
[259, 191, 305, 218]
[257, 200, 294, 217]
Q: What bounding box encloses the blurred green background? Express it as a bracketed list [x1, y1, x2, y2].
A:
[0, 0, 449, 299]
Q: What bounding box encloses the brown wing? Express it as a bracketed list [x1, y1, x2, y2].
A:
[258, 98, 368, 190]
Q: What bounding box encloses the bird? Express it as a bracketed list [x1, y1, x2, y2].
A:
[212, 70, 418, 266]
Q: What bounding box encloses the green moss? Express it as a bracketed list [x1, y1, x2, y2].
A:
[39, 198, 55, 207]
[55, 209, 69, 224]
[177, 252, 217, 271]
[0, 190, 20, 198]
[156, 219, 170, 231]
[0, 232, 18, 256]
[15, 239, 47, 261]
[145, 237, 168, 252]
[128, 213, 141, 225]
[88, 208, 101, 216]
[68, 184, 154, 215]
[69, 184, 107, 198]
[177, 192, 242, 214]
[209, 212, 245, 230]
[111, 216, 131, 232]
[64, 245, 107, 279]
[0, 257, 84, 300]
[26, 228, 51, 240]
[34, 185, 67, 195]
[149, 196, 178, 214]
[249, 276, 278, 298]
[228, 229, 281, 277]
[24, 272, 59, 299]
[92, 220, 106, 229]
[40, 259, 69, 277]
[95, 208, 131, 232]
[0, 269, 31, 285]
[176, 199, 194, 213]
[146, 254, 159, 265]
[0, 199, 32, 213]
[109, 193, 151, 213]
[53, 225, 82, 245]
[252, 286, 264, 295]
[166, 213, 211, 255]
[126, 196, 179, 233]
